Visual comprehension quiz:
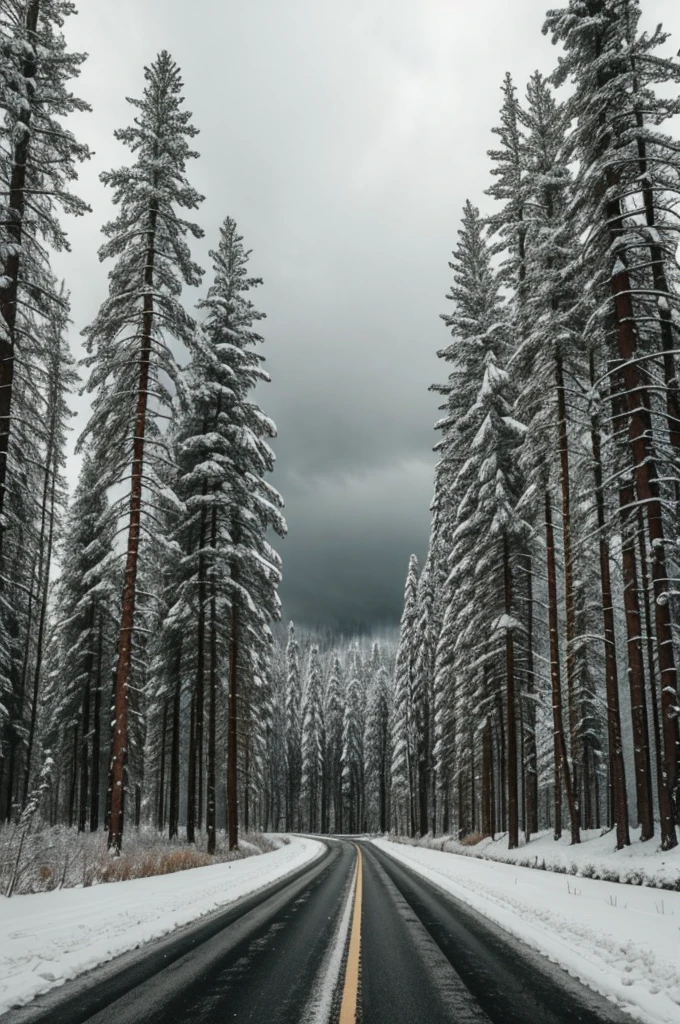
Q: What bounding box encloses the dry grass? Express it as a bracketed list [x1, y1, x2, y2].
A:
[0, 823, 283, 895]
[459, 832, 486, 847]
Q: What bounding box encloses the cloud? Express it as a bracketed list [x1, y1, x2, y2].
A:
[53, 0, 680, 628]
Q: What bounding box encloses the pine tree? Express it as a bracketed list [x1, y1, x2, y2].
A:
[391, 554, 419, 834]
[301, 644, 323, 831]
[545, 0, 680, 850]
[80, 52, 204, 851]
[187, 216, 284, 850]
[285, 622, 302, 830]
[0, 0, 90, 548]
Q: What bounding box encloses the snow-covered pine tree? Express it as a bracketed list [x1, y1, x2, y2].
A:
[186, 216, 284, 851]
[21, 283, 77, 805]
[391, 554, 419, 835]
[412, 557, 436, 834]
[301, 643, 323, 831]
[79, 52, 203, 851]
[0, 0, 90, 549]
[285, 621, 303, 830]
[47, 449, 117, 831]
[342, 645, 364, 834]
[545, 0, 680, 850]
[364, 660, 391, 833]
[324, 652, 344, 832]
[510, 71, 585, 845]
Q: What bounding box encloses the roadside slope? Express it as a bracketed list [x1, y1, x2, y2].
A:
[0, 835, 323, 1016]
[373, 837, 680, 1024]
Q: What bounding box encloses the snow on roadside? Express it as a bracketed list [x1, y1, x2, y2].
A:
[0, 834, 323, 1016]
[373, 837, 680, 1024]
[387, 826, 680, 889]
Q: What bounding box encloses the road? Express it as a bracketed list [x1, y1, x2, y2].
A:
[5, 838, 631, 1024]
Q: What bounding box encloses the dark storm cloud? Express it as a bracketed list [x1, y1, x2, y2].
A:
[57, 0, 678, 629]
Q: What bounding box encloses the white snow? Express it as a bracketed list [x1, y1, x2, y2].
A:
[0, 835, 323, 1016]
[373, 837, 680, 1024]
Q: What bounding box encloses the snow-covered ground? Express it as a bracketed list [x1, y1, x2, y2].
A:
[387, 826, 680, 889]
[373, 837, 680, 1024]
[0, 834, 323, 1016]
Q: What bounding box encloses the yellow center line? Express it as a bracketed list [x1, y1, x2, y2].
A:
[339, 844, 363, 1024]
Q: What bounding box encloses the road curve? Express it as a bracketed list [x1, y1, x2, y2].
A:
[3, 838, 633, 1024]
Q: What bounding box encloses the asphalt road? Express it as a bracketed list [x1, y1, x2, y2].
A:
[6, 838, 633, 1024]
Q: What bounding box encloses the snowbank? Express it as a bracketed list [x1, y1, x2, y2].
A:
[373, 837, 680, 1024]
[0, 834, 323, 1016]
[387, 827, 680, 889]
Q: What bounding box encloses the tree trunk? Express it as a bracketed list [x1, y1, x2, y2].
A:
[186, 692, 196, 843]
[68, 723, 79, 828]
[227, 600, 239, 851]
[555, 353, 580, 835]
[206, 506, 218, 854]
[524, 552, 538, 839]
[481, 716, 494, 838]
[157, 699, 167, 832]
[168, 644, 182, 840]
[108, 200, 158, 853]
[90, 615, 103, 832]
[590, 358, 630, 848]
[608, 370, 654, 841]
[637, 507, 675, 844]
[545, 492, 579, 843]
[78, 678, 91, 833]
[609, 253, 678, 850]
[0, 0, 41, 548]
[187, 497, 207, 841]
[504, 537, 519, 849]
[22, 420, 59, 803]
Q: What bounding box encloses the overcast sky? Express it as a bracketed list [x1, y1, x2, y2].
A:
[55, 0, 679, 630]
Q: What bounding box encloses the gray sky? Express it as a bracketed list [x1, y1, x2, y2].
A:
[56, 0, 679, 630]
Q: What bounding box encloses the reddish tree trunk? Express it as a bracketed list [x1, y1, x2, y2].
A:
[78, 677, 91, 833]
[168, 647, 182, 840]
[609, 258, 678, 850]
[108, 201, 158, 853]
[590, 361, 629, 848]
[157, 699, 167, 832]
[555, 354, 580, 835]
[504, 538, 519, 849]
[524, 553, 538, 839]
[545, 492, 579, 843]
[206, 506, 218, 854]
[0, 0, 40, 546]
[609, 372, 654, 841]
[90, 617, 103, 832]
[227, 600, 238, 851]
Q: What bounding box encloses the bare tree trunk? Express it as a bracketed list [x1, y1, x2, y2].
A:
[637, 507, 674, 842]
[206, 506, 218, 854]
[78, 678, 91, 833]
[555, 354, 580, 837]
[545, 492, 579, 842]
[157, 699, 167, 832]
[187, 497, 207, 842]
[108, 199, 158, 853]
[227, 599, 239, 851]
[68, 723, 79, 828]
[504, 538, 519, 849]
[481, 717, 494, 838]
[609, 251, 678, 850]
[22, 419, 59, 803]
[590, 358, 629, 848]
[0, 0, 40, 548]
[90, 615, 103, 832]
[168, 644, 182, 840]
[608, 373, 655, 841]
[524, 552, 538, 839]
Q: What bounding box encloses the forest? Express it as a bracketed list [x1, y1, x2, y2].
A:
[1, 0, 680, 867]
